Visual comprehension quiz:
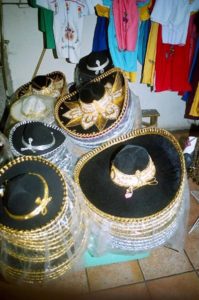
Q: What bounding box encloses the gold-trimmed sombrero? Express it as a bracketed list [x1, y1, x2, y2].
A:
[0, 156, 89, 283]
[14, 71, 68, 101]
[55, 68, 129, 140]
[74, 127, 186, 253]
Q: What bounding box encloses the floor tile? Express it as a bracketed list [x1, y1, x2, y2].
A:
[0, 271, 89, 300]
[188, 191, 199, 229]
[86, 260, 143, 292]
[90, 282, 152, 300]
[146, 272, 199, 300]
[138, 246, 193, 280]
[184, 230, 199, 269]
[45, 269, 89, 294]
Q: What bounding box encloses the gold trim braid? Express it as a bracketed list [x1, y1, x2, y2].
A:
[74, 127, 186, 224]
[4, 173, 52, 221]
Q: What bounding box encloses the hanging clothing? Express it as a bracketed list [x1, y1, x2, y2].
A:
[36, 0, 102, 63]
[112, 0, 150, 52]
[28, 0, 55, 49]
[92, 4, 109, 51]
[112, 0, 139, 51]
[137, 19, 151, 65]
[184, 37, 199, 119]
[141, 22, 159, 87]
[139, 0, 152, 21]
[181, 12, 199, 100]
[189, 83, 199, 117]
[154, 24, 192, 92]
[151, 0, 199, 45]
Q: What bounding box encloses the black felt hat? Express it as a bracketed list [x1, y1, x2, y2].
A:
[75, 50, 113, 87]
[0, 156, 67, 231]
[74, 128, 185, 221]
[9, 121, 66, 157]
[55, 68, 128, 138]
[14, 71, 67, 101]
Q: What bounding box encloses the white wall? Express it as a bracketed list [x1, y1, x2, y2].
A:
[2, 3, 191, 130]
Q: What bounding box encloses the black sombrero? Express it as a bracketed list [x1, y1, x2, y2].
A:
[55, 68, 129, 140]
[75, 50, 113, 87]
[0, 156, 68, 232]
[74, 128, 186, 223]
[14, 71, 67, 101]
[9, 121, 66, 158]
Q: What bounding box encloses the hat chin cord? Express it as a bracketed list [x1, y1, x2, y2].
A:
[4, 173, 52, 221]
[110, 157, 158, 199]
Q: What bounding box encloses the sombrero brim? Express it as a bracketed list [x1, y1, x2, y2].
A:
[10, 96, 55, 123]
[0, 156, 68, 232]
[14, 71, 67, 100]
[9, 121, 66, 156]
[55, 68, 129, 139]
[74, 128, 185, 221]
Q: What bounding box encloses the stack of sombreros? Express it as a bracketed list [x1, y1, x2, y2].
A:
[55, 67, 142, 162]
[5, 94, 56, 135]
[4, 71, 68, 134]
[14, 71, 67, 100]
[0, 132, 13, 168]
[74, 127, 187, 254]
[0, 156, 89, 283]
[8, 120, 74, 174]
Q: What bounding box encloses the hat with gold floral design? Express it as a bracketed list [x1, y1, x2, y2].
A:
[55, 68, 129, 140]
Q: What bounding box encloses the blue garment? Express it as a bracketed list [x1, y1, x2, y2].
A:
[182, 37, 199, 101]
[92, 16, 109, 51]
[137, 20, 151, 65]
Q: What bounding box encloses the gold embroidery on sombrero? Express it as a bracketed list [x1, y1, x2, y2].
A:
[111, 157, 158, 199]
[62, 72, 124, 131]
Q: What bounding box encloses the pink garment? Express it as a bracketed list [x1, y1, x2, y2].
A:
[113, 0, 139, 51]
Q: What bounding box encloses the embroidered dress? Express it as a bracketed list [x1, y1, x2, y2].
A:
[37, 0, 101, 63]
[154, 24, 192, 92]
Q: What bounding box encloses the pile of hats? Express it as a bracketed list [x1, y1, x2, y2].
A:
[4, 71, 68, 134]
[15, 71, 67, 100]
[8, 120, 74, 173]
[55, 66, 141, 161]
[0, 156, 89, 283]
[74, 127, 186, 254]
[0, 132, 13, 168]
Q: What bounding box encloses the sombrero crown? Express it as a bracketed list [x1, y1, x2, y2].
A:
[75, 50, 113, 87]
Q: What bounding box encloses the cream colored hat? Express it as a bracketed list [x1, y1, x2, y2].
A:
[10, 94, 55, 125]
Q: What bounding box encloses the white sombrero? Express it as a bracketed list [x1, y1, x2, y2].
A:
[9, 94, 55, 126]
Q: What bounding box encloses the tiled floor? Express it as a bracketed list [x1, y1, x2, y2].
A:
[1, 131, 199, 300]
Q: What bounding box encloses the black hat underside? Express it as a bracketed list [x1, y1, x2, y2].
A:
[79, 134, 183, 219]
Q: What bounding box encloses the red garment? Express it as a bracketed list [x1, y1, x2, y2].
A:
[155, 25, 192, 92]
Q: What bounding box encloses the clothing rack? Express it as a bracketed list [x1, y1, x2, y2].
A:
[2, 1, 28, 7]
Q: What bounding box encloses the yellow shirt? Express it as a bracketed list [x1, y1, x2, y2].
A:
[141, 22, 159, 87]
